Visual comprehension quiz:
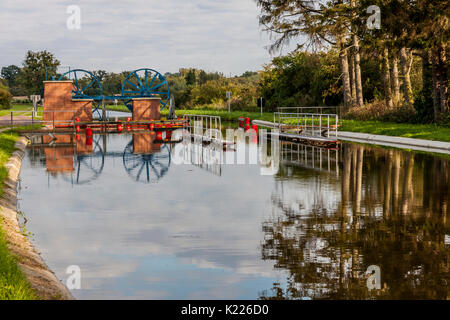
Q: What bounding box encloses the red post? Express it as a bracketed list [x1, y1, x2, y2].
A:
[75, 117, 80, 133]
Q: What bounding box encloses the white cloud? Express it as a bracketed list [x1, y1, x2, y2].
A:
[0, 0, 297, 75]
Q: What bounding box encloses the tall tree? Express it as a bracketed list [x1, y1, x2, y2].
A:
[383, 47, 394, 108]
[350, 0, 364, 107]
[21, 50, 60, 95]
[255, 0, 357, 110]
[391, 52, 401, 103]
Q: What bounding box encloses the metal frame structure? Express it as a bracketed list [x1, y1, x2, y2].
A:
[56, 68, 171, 119]
[121, 68, 170, 112]
[182, 114, 222, 144]
[274, 112, 339, 138]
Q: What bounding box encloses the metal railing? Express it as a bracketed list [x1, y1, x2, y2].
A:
[1, 109, 81, 130]
[274, 112, 339, 138]
[182, 114, 222, 143]
[278, 106, 338, 114]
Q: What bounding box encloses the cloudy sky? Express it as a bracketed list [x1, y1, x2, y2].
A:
[0, 0, 297, 75]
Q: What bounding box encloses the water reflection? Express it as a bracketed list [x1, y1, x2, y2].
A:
[19, 134, 450, 299]
[261, 143, 450, 299]
[28, 133, 172, 184]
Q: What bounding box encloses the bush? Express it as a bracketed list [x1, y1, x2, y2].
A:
[0, 85, 12, 110]
[344, 100, 417, 123]
[413, 90, 434, 123]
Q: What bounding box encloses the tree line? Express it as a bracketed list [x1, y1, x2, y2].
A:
[255, 0, 448, 123]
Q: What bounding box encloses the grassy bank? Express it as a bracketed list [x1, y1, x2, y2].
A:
[340, 120, 450, 142]
[0, 131, 37, 300]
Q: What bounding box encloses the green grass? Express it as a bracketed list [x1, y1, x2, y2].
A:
[0, 220, 37, 300]
[105, 104, 130, 113]
[0, 104, 42, 117]
[340, 120, 450, 142]
[0, 131, 37, 300]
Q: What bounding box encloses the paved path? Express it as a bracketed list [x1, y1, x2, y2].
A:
[0, 115, 40, 127]
[335, 131, 450, 154]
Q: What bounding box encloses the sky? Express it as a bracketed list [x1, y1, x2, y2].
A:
[0, 0, 297, 76]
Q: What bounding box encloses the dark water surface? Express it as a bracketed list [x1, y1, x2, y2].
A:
[18, 132, 449, 299]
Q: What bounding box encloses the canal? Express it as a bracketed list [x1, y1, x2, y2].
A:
[17, 131, 450, 299]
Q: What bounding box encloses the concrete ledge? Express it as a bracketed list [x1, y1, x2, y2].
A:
[43, 80, 73, 83]
[0, 136, 73, 300]
[336, 131, 450, 155]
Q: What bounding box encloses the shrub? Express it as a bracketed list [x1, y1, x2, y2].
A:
[344, 100, 417, 123]
[0, 85, 12, 110]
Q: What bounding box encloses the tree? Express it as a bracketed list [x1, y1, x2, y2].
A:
[255, 0, 366, 111]
[185, 69, 197, 86]
[21, 50, 60, 95]
[1, 65, 21, 89]
[198, 70, 208, 85]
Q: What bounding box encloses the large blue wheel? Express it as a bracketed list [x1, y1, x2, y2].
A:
[121, 68, 170, 112]
[58, 69, 104, 119]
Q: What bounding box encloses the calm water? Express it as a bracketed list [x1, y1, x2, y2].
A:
[18, 131, 450, 299]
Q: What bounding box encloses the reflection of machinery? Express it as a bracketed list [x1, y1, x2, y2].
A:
[123, 141, 171, 183]
[71, 137, 105, 184]
[28, 133, 172, 185]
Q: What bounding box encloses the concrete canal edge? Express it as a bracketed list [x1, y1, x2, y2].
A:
[0, 136, 73, 300]
[335, 131, 450, 155]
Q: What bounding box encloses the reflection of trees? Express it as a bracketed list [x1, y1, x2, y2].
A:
[261, 144, 450, 299]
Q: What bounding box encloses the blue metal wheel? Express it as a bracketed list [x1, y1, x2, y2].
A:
[121, 68, 170, 112]
[58, 69, 104, 119]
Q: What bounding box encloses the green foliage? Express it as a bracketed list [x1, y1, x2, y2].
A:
[164, 69, 260, 111]
[0, 84, 12, 110]
[21, 50, 60, 95]
[1, 65, 21, 92]
[185, 69, 197, 86]
[258, 51, 342, 111]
